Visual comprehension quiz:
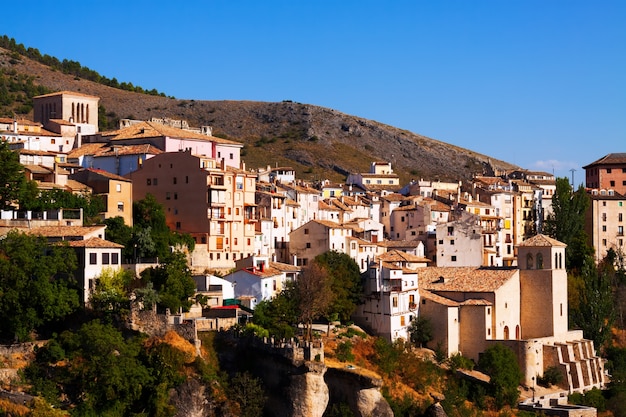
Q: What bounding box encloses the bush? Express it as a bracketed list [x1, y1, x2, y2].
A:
[537, 366, 563, 387]
[478, 343, 523, 408]
[448, 353, 475, 371]
[336, 341, 355, 362]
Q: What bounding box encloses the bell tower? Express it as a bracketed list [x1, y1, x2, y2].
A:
[518, 234, 568, 339]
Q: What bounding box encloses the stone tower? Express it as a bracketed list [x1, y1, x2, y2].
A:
[518, 234, 568, 339]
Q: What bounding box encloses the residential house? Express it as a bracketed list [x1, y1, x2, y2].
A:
[289, 220, 354, 268]
[585, 189, 626, 263]
[128, 149, 257, 271]
[435, 211, 483, 267]
[223, 254, 301, 309]
[24, 225, 122, 304]
[583, 153, 626, 195]
[69, 168, 134, 226]
[354, 250, 428, 341]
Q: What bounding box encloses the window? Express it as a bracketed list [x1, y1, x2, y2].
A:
[620, 213, 623, 222]
[451, 256, 457, 262]
[173, 177, 177, 184]
[147, 178, 152, 186]
[603, 239, 607, 246]
[392, 297, 398, 307]
[112, 253, 119, 264]
[438, 239, 443, 245]
[117, 202, 124, 212]
[450, 239, 455, 245]
[116, 184, 122, 192]
[619, 226, 624, 236]
[89, 253, 97, 265]
[603, 225, 607, 232]
[400, 316, 405, 326]
[611, 181, 616, 187]
[166, 192, 171, 200]
[607, 168, 612, 173]
[153, 178, 158, 186]
[176, 221, 181, 230]
[102, 253, 110, 265]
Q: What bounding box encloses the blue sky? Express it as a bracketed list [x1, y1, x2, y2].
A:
[4, 1, 625, 184]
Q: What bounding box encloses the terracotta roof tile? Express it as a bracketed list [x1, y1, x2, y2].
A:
[518, 234, 566, 247]
[418, 266, 517, 293]
[66, 237, 124, 248]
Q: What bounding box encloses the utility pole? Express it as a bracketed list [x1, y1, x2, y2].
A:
[570, 168, 576, 189]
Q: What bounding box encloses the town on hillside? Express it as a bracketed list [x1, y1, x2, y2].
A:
[2, 91, 625, 413]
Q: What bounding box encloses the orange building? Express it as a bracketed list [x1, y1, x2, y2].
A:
[129, 149, 257, 271]
[583, 153, 626, 195]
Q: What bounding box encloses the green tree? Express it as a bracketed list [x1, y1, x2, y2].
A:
[0, 231, 79, 341]
[570, 254, 615, 351]
[252, 289, 298, 339]
[103, 216, 134, 259]
[89, 267, 134, 318]
[314, 251, 363, 322]
[0, 140, 25, 209]
[140, 251, 196, 313]
[543, 177, 592, 271]
[409, 316, 434, 348]
[133, 193, 170, 258]
[26, 320, 152, 415]
[228, 372, 266, 417]
[477, 343, 523, 407]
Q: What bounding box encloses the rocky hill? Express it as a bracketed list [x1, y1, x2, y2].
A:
[0, 46, 518, 184]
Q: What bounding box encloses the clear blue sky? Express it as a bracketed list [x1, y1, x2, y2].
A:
[4, 1, 625, 184]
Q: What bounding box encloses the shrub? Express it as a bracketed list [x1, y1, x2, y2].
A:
[448, 353, 475, 371]
[336, 341, 355, 363]
[537, 366, 563, 387]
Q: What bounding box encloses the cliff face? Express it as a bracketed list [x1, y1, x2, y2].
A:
[220, 334, 392, 417]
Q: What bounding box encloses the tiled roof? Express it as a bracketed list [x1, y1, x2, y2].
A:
[96, 144, 164, 157]
[269, 262, 301, 273]
[67, 143, 107, 158]
[73, 168, 131, 182]
[65, 179, 92, 192]
[420, 290, 461, 307]
[518, 234, 566, 247]
[106, 121, 242, 145]
[0, 118, 41, 126]
[23, 165, 52, 174]
[318, 200, 340, 211]
[49, 118, 76, 126]
[311, 219, 349, 229]
[26, 226, 105, 238]
[378, 240, 422, 249]
[18, 149, 60, 156]
[583, 153, 626, 168]
[66, 237, 124, 248]
[418, 266, 518, 293]
[378, 250, 431, 264]
[35, 91, 99, 99]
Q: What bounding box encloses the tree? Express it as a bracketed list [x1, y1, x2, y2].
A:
[0, 231, 79, 341]
[133, 193, 170, 259]
[477, 343, 523, 407]
[89, 267, 134, 317]
[570, 254, 615, 351]
[0, 140, 25, 209]
[293, 262, 334, 341]
[314, 251, 363, 322]
[409, 316, 434, 348]
[543, 177, 592, 271]
[140, 251, 196, 313]
[103, 216, 134, 259]
[228, 372, 266, 417]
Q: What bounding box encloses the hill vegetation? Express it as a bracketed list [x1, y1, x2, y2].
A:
[0, 37, 518, 184]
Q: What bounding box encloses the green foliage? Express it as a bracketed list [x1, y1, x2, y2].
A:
[18, 186, 105, 224]
[132, 194, 195, 260]
[543, 177, 592, 271]
[569, 387, 606, 411]
[0, 231, 79, 341]
[314, 251, 363, 322]
[338, 327, 367, 339]
[447, 353, 475, 371]
[227, 372, 266, 417]
[537, 366, 563, 387]
[140, 251, 196, 313]
[569, 255, 615, 350]
[103, 216, 134, 259]
[89, 267, 134, 317]
[371, 337, 402, 375]
[409, 315, 433, 348]
[0, 35, 167, 97]
[0, 140, 25, 209]
[134, 281, 160, 311]
[336, 340, 355, 362]
[325, 402, 356, 417]
[251, 292, 298, 339]
[477, 343, 523, 408]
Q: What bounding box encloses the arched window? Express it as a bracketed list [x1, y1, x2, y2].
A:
[536, 253, 543, 269]
[515, 325, 520, 339]
[504, 326, 510, 340]
[555, 253, 558, 269]
[526, 253, 533, 269]
[559, 253, 563, 269]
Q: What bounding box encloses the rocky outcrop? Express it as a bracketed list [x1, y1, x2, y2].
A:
[325, 367, 393, 417]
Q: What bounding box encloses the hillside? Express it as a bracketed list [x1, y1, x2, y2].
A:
[0, 45, 518, 184]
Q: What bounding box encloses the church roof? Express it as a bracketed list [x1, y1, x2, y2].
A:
[518, 234, 566, 247]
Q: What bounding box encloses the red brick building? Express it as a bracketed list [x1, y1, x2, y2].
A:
[583, 153, 626, 195]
